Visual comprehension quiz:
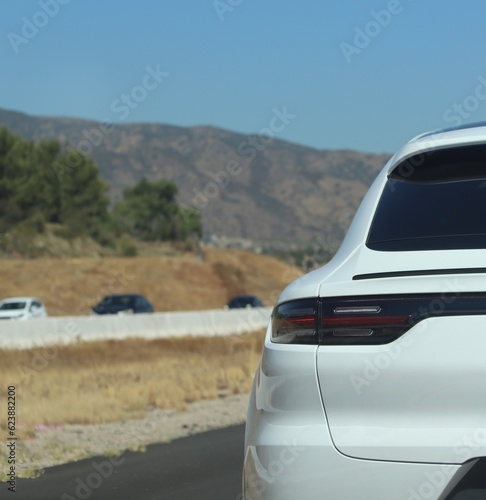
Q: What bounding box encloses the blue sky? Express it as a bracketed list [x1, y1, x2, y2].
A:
[2, 1, 486, 154]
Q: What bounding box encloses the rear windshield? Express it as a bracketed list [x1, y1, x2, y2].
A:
[100, 296, 133, 306]
[367, 144, 486, 251]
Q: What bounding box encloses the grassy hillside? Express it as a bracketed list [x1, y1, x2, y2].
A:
[0, 248, 303, 454]
[0, 248, 303, 316]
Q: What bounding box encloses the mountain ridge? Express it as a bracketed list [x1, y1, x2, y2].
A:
[0, 107, 391, 246]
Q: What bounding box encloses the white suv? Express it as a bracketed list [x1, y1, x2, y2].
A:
[243, 123, 486, 500]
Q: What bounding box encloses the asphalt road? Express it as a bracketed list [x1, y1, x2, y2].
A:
[8, 424, 245, 500]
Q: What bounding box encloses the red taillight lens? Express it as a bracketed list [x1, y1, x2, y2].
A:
[271, 299, 318, 344]
[272, 293, 486, 345]
[272, 297, 413, 345]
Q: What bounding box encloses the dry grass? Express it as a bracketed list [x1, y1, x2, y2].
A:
[0, 248, 300, 436]
[0, 248, 303, 316]
[0, 331, 265, 433]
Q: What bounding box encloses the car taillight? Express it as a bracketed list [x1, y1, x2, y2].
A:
[272, 293, 486, 345]
[320, 298, 412, 345]
[271, 299, 318, 344]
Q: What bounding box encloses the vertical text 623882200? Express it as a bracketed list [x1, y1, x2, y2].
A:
[7, 386, 16, 493]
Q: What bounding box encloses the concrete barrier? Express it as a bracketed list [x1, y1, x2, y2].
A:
[0, 307, 272, 350]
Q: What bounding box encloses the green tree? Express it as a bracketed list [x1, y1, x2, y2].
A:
[0, 128, 201, 253]
[114, 178, 202, 241]
[0, 127, 113, 246]
[56, 150, 112, 244]
[0, 129, 51, 232]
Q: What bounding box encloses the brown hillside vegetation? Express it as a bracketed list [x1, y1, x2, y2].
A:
[0, 248, 301, 456]
[0, 248, 303, 316]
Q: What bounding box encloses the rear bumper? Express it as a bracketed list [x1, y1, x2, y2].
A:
[242, 330, 477, 500]
[243, 380, 474, 500]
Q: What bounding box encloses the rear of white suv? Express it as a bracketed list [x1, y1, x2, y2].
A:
[243, 124, 486, 500]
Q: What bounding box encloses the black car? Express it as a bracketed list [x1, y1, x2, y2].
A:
[92, 294, 154, 315]
[225, 295, 264, 309]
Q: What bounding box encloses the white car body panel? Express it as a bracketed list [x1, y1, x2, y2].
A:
[244, 328, 472, 500]
[244, 125, 486, 499]
[318, 315, 486, 464]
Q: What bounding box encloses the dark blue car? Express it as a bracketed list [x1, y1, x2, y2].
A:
[225, 295, 264, 309]
[92, 294, 154, 315]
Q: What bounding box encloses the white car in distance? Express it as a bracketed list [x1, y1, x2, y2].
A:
[243, 123, 486, 500]
[0, 297, 48, 320]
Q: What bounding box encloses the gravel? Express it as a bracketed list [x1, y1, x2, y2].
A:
[11, 394, 249, 479]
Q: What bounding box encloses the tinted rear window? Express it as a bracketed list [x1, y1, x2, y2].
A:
[0, 302, 26, 310]
[101, 296, 133, 306]
[367, 144, 486, 251]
